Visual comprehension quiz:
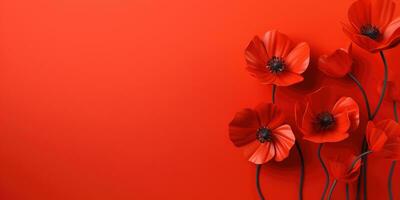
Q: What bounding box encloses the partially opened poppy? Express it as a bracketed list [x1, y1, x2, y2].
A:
[366, 120, 400, 160]
[325, 148, 361, 182]
[229, 103, 295, 164]
[318, 44, 353, 78]
[245, 30, 310, 86]
[343, 0, 400, 52]
[295, 87, 360, 143]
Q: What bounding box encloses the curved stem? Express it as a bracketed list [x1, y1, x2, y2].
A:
[256, 165, 265, 200]
[348, 73, 372, 120]
[271, 85, 276, 104]
[351, 151, 373, 170]
[347, 72, 372, 200]
[346, 184, 350, 200]
[388, 161, 396, 200]
[357, 51, 388, 200]
[356, 140, 367, 200]
[371, 51, 389, 119]
[318, 144, 329, 200]
[388, 101, 398, 200]
[295, 142, 304, 200]
[327, 180, 338, 200]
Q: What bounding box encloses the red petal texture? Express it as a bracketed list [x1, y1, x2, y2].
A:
[381, 17, 400, 50]
[318, 48, 353, 78]
[255, 102, 285, 129]
[244, 141, 275, 164]
[229, 108, 260, 147]
[295, 87, 359, 143]
[366, 121, 388, 151]
[271, 124, 295, 161]
[244, 30, 309, 86]
[285, 42, 310, 74]
[229, 103, 295, 164]
[325, 149, 361, 182]
[262, 30, 293, 58]
[245, 36, 275, 84]
[332, 97, 360, 131]
[344, 0, 400, 52]
[367, 120, 400, 160]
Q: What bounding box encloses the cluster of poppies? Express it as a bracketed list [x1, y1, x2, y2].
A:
[229, 0, 400, 199]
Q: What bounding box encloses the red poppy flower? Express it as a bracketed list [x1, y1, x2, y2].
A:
[295, 87, 360, 143]
[229, 103, 295, 164]
[342, 0, 400, 52]
[325, 148, 361, 182]
[245, 30, 310, 86]
[318, 44, 353, 78]
[366, 120, 400, 160]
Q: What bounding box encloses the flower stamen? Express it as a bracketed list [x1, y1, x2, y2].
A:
[360, 24, 381, 40]
[267, 56, 285, 73]
[256, 127, 273, 143]
[315, 112, 336, 131]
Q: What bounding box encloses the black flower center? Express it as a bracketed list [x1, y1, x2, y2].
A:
[315, 112, 336, 131]
[267, 56, 285, 73]
[360, 24, 381, 40]
[256, 127, 272, 143]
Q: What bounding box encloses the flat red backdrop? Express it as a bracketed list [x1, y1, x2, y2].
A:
[0, 0, 400, 199]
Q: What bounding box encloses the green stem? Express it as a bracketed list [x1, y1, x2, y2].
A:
[318, 144, 329, 200]
[346, 184, 350, 200]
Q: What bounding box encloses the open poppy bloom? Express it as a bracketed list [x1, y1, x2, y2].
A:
[295, 87, 360, 143]
[245, 30, 310, 86]
[366, 120, 400, 160]
[343, 0, 400, 52]
[318, 44, 353, 78]
[325, 149, 361, 182]
[229, 103, 295, 164]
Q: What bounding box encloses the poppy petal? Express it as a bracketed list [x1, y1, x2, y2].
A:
[381, 137, 400, 160]
[254, 103, 285, 129]
[303, 112, 350, 143]
[342, 22, 381, 52]
[348, 0, 372, 30]
[245, 141, 275, 164]
[272, 124, 295, 161]
[307, 87, 338, 113]
[325, 150, 361, 182]
[318, 49, 353, 78]
[370, 0, 396, 30]
[376, 119, 400, 138]
[381, 17, 400, 50]
[274, 71, 304, 86]
[229, 108, 259, 147]
[366, 121, 388, 151]
[332, 97, 360, 132]
[247, 67, 277, 84]
[285, 42, 310, 74]
[263, 30, 293, 58]
[245, 36, 269, 70]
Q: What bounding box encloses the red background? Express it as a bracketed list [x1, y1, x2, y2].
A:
[0, 0, 399, 199]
